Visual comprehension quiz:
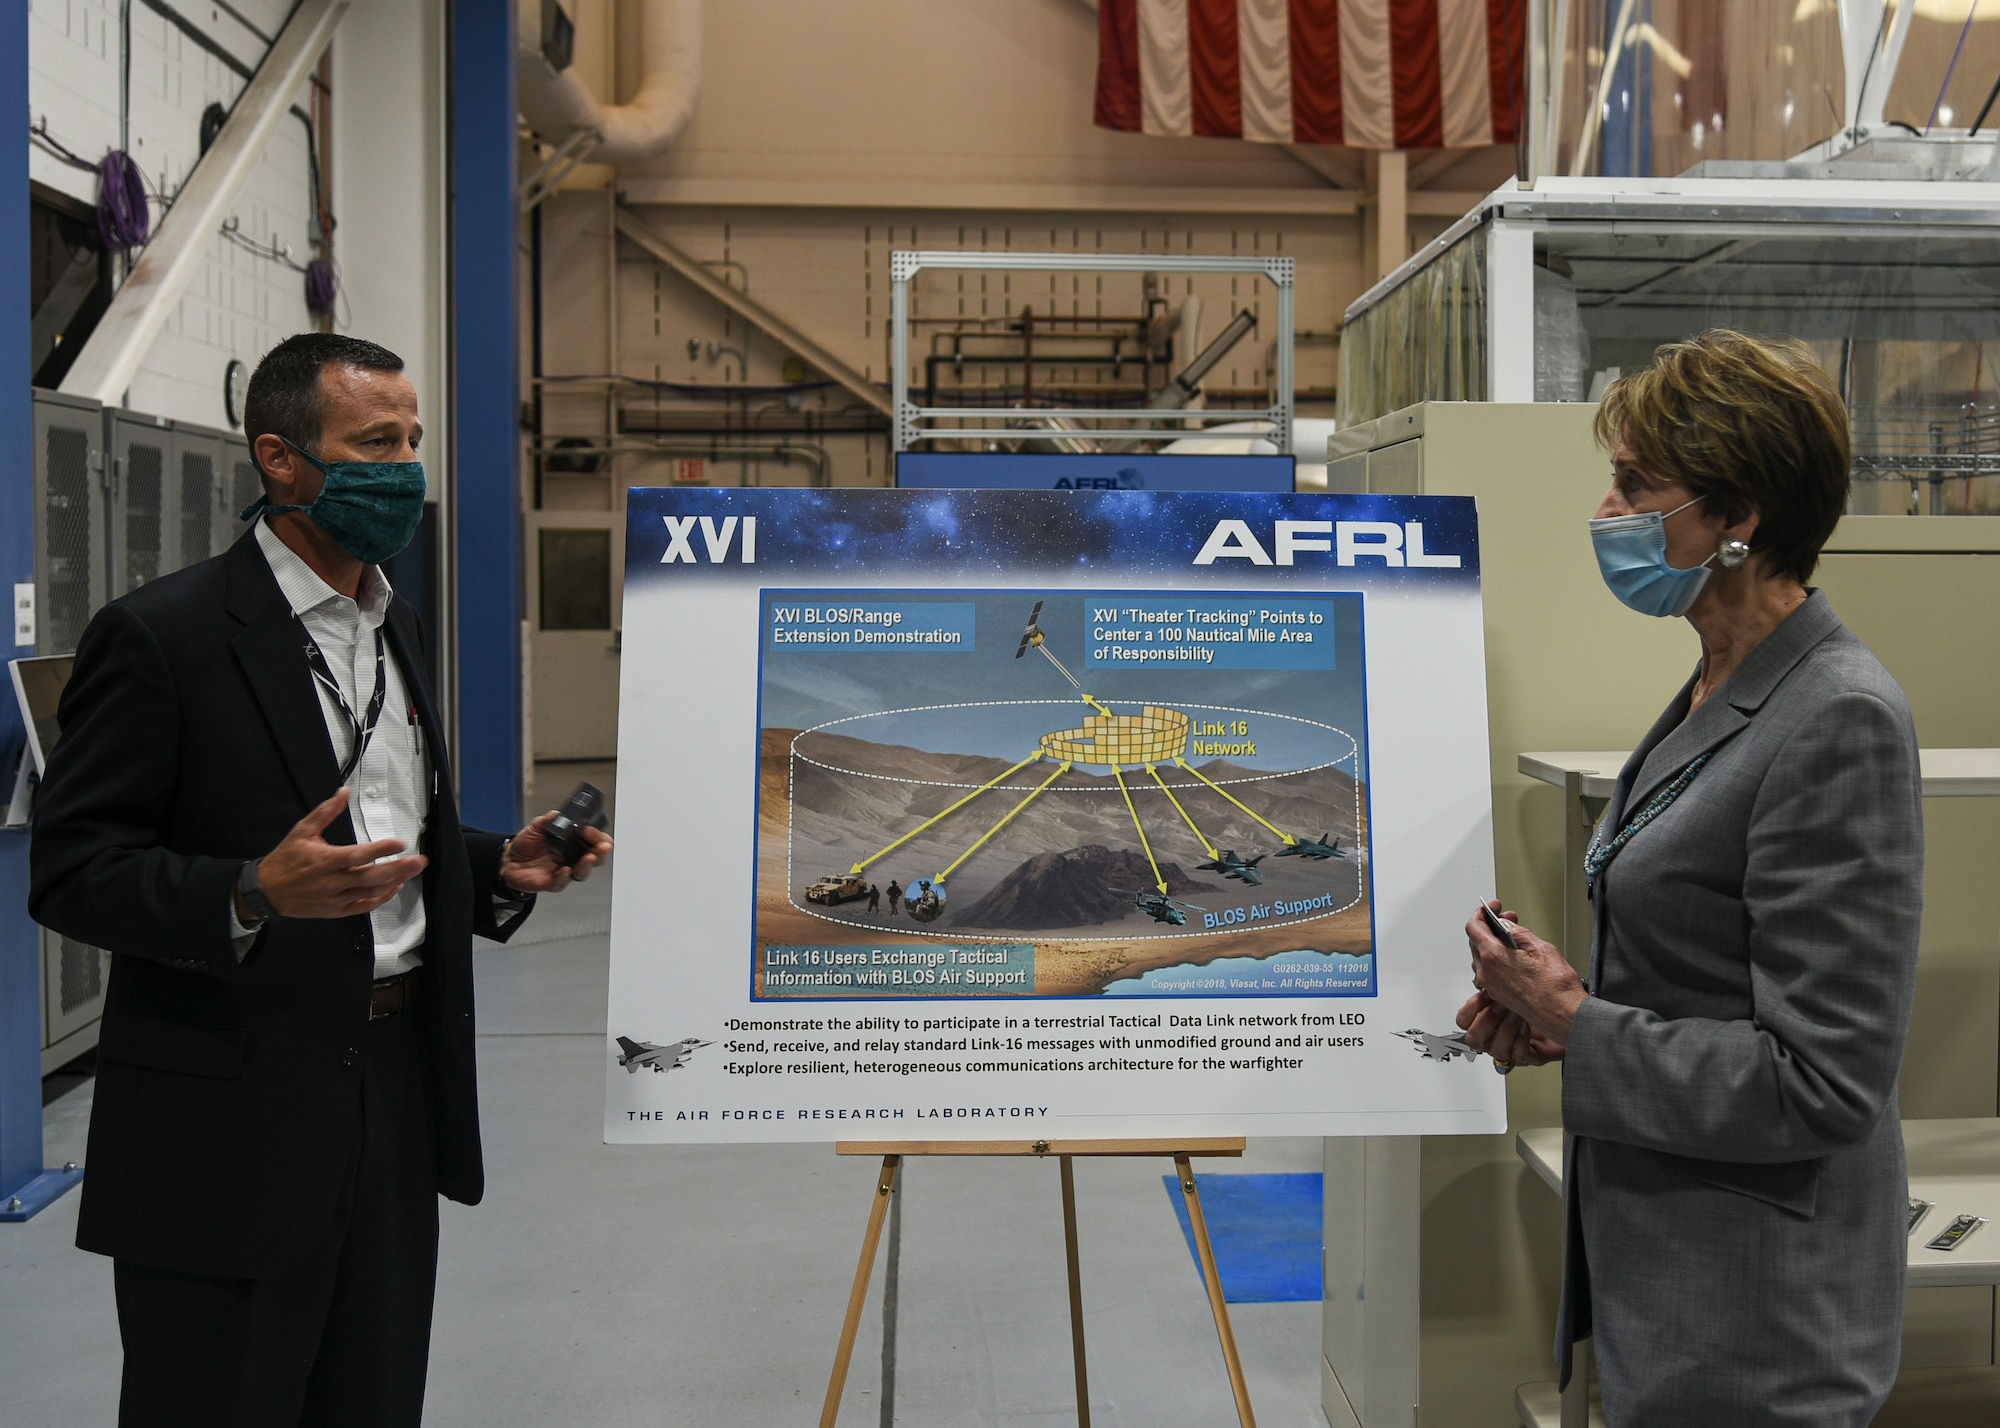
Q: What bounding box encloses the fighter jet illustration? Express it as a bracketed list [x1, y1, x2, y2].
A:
[1276, 833, 1346, 861]
[1395, 1028, 1480, 1064]
[1196, 849, 1266, 885]
[616, 1036, 711, 1073]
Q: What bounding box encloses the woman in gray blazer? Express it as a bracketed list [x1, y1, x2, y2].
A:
[1459, 330, 1923, 1427]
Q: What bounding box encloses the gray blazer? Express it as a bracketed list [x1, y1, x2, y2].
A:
[1556, 590, 1923, 1426]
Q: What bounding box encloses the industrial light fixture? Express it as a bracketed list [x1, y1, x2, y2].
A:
[541, 0, 576, 73]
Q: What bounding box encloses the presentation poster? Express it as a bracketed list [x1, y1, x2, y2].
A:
[605, 489, 1505, 1142]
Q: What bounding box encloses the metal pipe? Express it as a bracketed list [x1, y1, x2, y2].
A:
[1021, 306, 1034, 405]
[531, 436, 832, 487]
[1156, 308, 1258, 409]
[516, 0, 701, 167]
[1006, 413, 1100, 454]
[1571, 0, 1640, 177]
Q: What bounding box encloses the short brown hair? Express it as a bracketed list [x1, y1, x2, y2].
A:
[244, 333, 404, 487]
[1595, 330, 1850, 584]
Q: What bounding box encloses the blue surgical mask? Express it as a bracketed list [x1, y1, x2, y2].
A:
[241, 436, 427, 565]
[1589, 495, 1713, 618]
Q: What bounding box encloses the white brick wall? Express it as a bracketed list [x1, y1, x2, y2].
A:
[28, 0, 122, 206]
[31, 0, 320, 429]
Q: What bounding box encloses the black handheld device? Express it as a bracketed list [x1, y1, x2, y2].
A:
[1476, 902, 1519, 1075]
[545, 782, 609, 867]
[1479, 902, 1520, 948]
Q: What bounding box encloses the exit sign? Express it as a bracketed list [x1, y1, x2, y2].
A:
[674, 458, 707, 484]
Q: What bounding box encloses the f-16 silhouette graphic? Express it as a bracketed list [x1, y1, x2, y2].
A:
[615, 1036, 711, 1073]
[1394, 1028, 1480, 1064]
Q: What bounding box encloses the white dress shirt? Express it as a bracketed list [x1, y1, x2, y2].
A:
[247, 517, 431, 977]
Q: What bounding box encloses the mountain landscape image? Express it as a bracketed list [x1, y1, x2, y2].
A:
[755, 726, 1373, 996]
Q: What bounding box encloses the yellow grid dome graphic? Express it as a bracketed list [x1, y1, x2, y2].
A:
[1039, 705, 1190, 766]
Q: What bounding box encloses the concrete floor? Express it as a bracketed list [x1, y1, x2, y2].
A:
[1, 765, 1328, 1426]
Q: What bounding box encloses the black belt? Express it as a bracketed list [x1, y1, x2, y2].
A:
[369, 974, 417, 1020]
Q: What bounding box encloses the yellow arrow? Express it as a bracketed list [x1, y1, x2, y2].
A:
[1173, 756, 1298, 845]
[1111, 763, 1168, 893]
[849, 751, 1043, 874]
[1083, 694, 1112, 717]
[937, 761, 1070, 882]
[1146, 763, 1218, 860]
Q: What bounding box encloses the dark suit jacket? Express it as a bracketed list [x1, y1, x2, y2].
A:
[1554, 591, 1921, 1425]
[29, 531, 528, 1279]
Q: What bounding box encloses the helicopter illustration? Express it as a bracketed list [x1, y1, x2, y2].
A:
[1276, 833, 1347, 861]
[1196, 849, 1266, 885]
[1110, 887, 1208, 926]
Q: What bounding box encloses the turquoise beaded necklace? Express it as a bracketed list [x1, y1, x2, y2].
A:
[1583, 752, 1712, 887]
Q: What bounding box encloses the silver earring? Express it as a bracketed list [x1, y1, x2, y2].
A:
[1717, 538, 1751, 570]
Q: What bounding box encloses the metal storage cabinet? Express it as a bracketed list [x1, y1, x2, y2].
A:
[172, 426, 227, 567]
[24, 404, 266, 1074]
[107, 410, 174, 597]
[224, 437, 259, 548]
[26, 390, 113, 1070]
[41, 930, 110, 1074]
[29, 389, 106, 657]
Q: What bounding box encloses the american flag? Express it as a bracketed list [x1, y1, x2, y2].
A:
[1095, 0, 1525, 151]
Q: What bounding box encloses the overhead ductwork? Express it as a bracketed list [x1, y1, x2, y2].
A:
[516, 0, 701, 167]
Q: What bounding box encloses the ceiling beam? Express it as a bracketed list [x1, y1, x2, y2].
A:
[60, 0, 348, 403]
[614, 206, 893, 416]
[618, 176, 1362, 216]
[1408, 147, 1476, 189]
[1282, 144, 1365, 190]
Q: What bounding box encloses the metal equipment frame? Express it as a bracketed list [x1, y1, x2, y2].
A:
[889, 251, 1295, 454]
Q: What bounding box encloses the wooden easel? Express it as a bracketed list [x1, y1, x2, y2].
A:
[819, 1137, 1256, 1428]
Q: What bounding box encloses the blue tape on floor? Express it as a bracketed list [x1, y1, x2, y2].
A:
[1162, 1172, 1323, 1304]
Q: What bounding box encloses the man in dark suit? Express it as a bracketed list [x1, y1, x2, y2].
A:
[28, 332, 610, 1426]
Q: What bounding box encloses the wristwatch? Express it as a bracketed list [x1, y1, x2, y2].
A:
[239, 857, 282, 924]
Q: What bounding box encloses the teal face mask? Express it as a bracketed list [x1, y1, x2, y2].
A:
[241, 436, 427, 565]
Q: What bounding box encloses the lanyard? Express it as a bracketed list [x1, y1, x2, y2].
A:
[1583, 751, 1710, 888]
[300, 621, 387, 783]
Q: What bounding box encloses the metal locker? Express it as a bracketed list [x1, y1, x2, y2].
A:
[41, 926, 109, 1073]
[29, 388, 106, 656]
[107, 410, 176, 596]
[171, 424, 231, 569]
[223, 437, 260, 551]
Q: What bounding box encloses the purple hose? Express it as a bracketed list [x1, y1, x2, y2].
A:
[96, 151, 151, 251]
[304, 259, 337, 316]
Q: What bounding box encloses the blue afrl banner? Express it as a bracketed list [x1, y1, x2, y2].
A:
[624, 489, 1481, 588]
[896, 452, 1294, 492]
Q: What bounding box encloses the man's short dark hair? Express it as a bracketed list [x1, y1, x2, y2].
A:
[243, 333, 404, 480]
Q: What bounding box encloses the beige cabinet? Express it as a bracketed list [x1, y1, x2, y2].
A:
[1321, 402, 2000, 1427]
